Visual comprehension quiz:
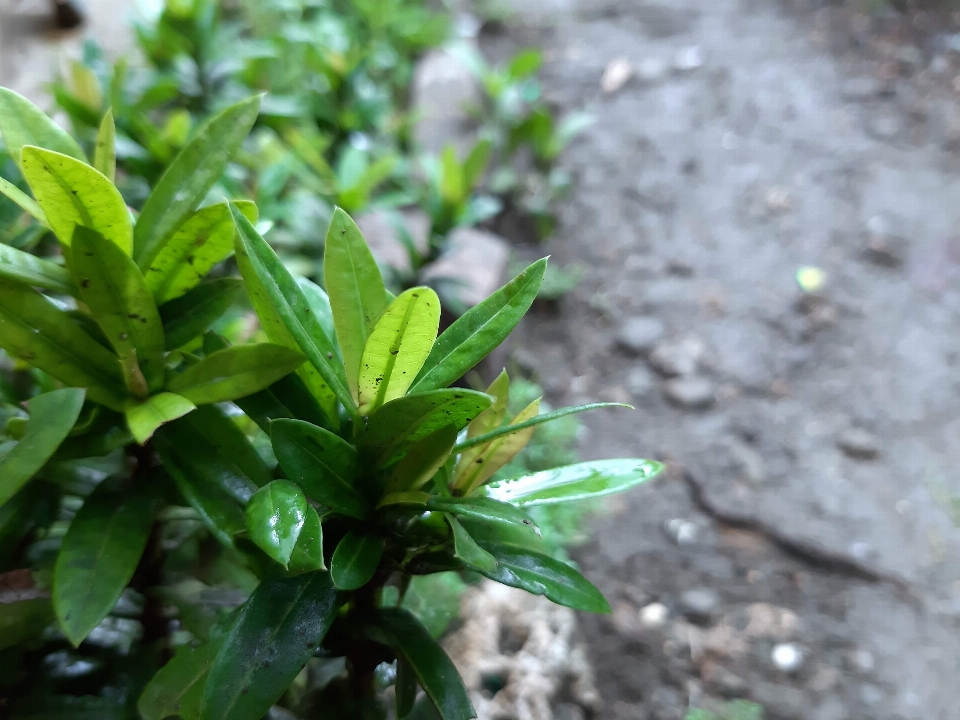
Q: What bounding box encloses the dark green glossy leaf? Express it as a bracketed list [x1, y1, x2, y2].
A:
[138, 640, 221, 720]
[324, 207, 389, 399]
[287, 505, 324, 575]
[368, 608, 475, 720]
[0, 175, 48, 225]
[134, 96, 260, 266]
[358, 286, 440, 415]
[143, 201, 257, 303]
[53, 488, 154, 646]
[411, 259, 546, 392]
[21, 146, 131, 254]
[124, 392, 196, 445]
[233, 372, 330, 435]
[474, 542, 610, 613]
[245, 480, 308, 567]
[0, 483, 49, 560]
[485, 459, 662, 507]
[396, 656, 419, 719]
[271, 419, 367, 519]
[0, 243, 76, 295]
[0, 278, 127, 410]
[330, 530, 384, 590]
[160, 278, 244, 349]
[201, 571, 340, 720]
[384, 424, 458, 495]
[0, 88, 86, 170]
[445, 515, 496, 573]
[93, 110, 116, 183]
[0, 387, 85, 507]
[168, 344, 305, 405]
[360, 389, 492, 468]
[427, 496, 538, 530]
[72, 226, 165, 393]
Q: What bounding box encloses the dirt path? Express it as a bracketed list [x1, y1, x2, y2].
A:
[487, 1, 960, 717]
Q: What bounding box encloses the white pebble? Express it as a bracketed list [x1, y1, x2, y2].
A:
[639, 602, 669, 628]
[772, 643, 804, 672]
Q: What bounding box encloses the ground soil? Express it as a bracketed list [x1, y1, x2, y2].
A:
[482, 1, 960, 717]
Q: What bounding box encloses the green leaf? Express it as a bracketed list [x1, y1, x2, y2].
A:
[160, 278, 244, 349]
[144, 201, 258, 303]
[245, 480, 308, 567]
[324, 207, 389, 398]
[287, 504, 324, 575]
[232, 372, 330, 435]
[0, 587, 53, 652]
[53, 487, 154, 646]
[201, 571, 340, 720]
[461, 139, 491, 191]
[330, 530, 384, 590]
[233, 205, 347, 423]
[21, 146, 132, 254]
[0, 242, 76, 295]
[72, 225, 165, 394]
[93, 110, 116, 183]
[0, 278, 127, 410]
[384, 424, 458, 495]
[0, 88, 86, 170]
[368, 608, 476, 720]
[168, 343, 305, 405]
[271, 419, 367, 519]
[360, 389, 492, 468]
[358, 286, 440, 415]
[396, 656, 419, 719]
[411, 259, 546, 392]
[296, 276, 337, 347]
[454, 397, 540, 494]
[134, 95, 260, 265]
[474, 542, 610, 613]
[0, 387, 84, 508]
[445, 515, 496, 573]
[439, 146, 463, 203]
[485, 458, 662, 507]
[125, 392, 196, 445]
[0, 175, 48, 225]
[138, 640, 221, 720]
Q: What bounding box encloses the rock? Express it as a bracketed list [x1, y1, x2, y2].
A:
[663, 376, 716, 409]
[648, 337, 704, 376]
[411, 47, 482, 155]
[674, 45, 704, 72]
[772, 643, 804, 673]
[626, 366, 656, 397]
[664, 518, 700, 546]
[639, 602, 669, 629]
[354, 208, 430, 274]
[863, 215, 908, 267]
[601, 57, 633, 93]
[841, 76, 882, 101]
[679, 588, 720, 623]
[849, 648, 875, 673]
[866, 110, 902, 142]
[617, 316, 665, 354]
[421, 228, 510, 308]
[837, 428, 881, 459]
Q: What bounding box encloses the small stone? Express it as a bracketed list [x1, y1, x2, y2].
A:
[866, 111, 902, 141]
[664, 518, 700, 546]
[617, 317, 665, 354]
[639, 602, 669, 629]
[841, 76, 881, 101]
[863, 228, 908, 268]
[601, 57, 633, 93]
[837, 428, 881, 459]
[680, 588, 720, 623]
[930, 55, 950, 75]
[648, 337, 704, 376]
[849, 648, 875, 673]
[772, 643, 804, 673]
[636, 57, 668, 84]
[674, 45, 704, 72]
[411, 47, 482, 155]
[664, 376, 716, 409]
[626, 366, 656, 397]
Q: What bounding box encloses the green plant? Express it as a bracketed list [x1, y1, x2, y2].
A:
[685, 700, 764, 720]
[0, 87, 662, 719]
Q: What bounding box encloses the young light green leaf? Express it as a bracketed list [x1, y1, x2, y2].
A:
[324, 207, 389, 398]
[457, 371, 509, 473]
[384, 424, 458, 495]
[144, 201, 258, 303]
[439, 146, 463, 204]
[485, 458, 662, 507]
[445, 515, 497, 573]
[0, 243, 76, 295]
[360, 389, 492, 468]
[270, 419, 367, 519]
[0, 278, 127, 410]
[134, 95, 260, 265]
[245, 480, 308, 567]
[160, 278, 244, 349]
[125, 393, 196, 445]
[72, 226, 166, 394]
[0, 88, 86, 170]
[93, 109, 116, 183]
[368, 608, 476, 720]
[138, 640, 222, 720]
[0, 387, 85, 508]
[358, 286, 440, 415]
[330, 530, 384, 590]
[0, 175, 48, 225]
[167, 344, 305, 405]
[287, 504, 324, 575]
[201, 572, 340, 720]
[21, 146, 132, 254]
[461, 139, 492, 191]
[411, 259, 547, 393]
[53, 488, 154, 646]
[455, 398, 540, 494]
